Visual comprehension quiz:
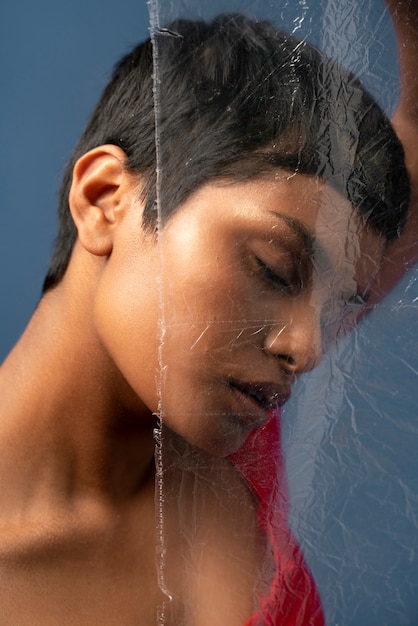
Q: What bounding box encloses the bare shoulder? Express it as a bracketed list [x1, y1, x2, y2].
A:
[0, 497, 162, 625]
[0, 453, 268, 626]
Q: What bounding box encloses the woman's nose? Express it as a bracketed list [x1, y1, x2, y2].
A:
[263, 299, 322, 375]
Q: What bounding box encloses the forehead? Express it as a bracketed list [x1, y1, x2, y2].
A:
[227, 171, 374, 243]
[160, 171, 385, 305]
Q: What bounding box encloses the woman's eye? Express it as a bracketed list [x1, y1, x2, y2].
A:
[256, 257, 291, 292]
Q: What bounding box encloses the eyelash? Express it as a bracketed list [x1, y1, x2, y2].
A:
[256, 257, 292, 292]
[255, 256, 368, 308]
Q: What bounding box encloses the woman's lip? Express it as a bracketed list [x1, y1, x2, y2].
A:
[229, 384, 270, 429]
[229, 379, 291, 411]
[228, 379, 290, 429]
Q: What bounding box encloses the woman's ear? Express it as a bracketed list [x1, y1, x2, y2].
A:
[69, 145, 133, 256]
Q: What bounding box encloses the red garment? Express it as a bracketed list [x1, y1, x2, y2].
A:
[230, 410, 325, 626]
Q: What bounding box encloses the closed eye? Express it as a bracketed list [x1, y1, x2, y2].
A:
[256, 257, 292, 292]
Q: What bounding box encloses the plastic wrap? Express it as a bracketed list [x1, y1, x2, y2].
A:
[149, 1, 418, 625]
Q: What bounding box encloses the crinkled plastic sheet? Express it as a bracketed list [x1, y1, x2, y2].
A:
[148, 1, 418, 624]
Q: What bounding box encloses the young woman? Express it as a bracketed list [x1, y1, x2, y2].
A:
[0, 11, 414, 626]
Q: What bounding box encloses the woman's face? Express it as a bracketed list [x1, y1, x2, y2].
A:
[95, 172, 384, 456]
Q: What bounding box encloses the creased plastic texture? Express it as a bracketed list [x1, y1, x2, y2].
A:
[148, 1, 418, 624]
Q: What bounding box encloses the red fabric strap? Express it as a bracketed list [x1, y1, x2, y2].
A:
[230, 410, 325, 626]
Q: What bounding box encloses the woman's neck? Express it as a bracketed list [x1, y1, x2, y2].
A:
[0, 272, 157, 517]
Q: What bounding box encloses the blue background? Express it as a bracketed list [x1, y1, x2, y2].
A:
[1, 1, 417, 624]
[0, 0, 150, 358]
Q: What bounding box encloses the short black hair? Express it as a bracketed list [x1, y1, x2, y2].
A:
[43, 13, 410, 292]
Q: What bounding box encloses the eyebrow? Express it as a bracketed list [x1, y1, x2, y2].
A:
[269, 211, 315, 257]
